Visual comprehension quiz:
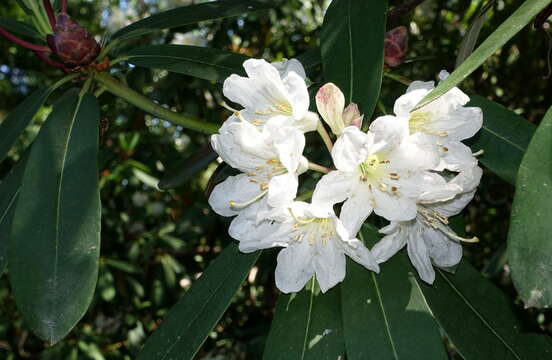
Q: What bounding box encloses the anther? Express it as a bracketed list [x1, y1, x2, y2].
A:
[389, 173, 400, 180]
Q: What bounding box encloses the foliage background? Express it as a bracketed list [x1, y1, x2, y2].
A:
[0, 0, 551, 358]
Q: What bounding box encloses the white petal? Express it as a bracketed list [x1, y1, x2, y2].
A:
[208, 174, 264, 217]
[339, 185, 374, 236]
[372, 189, 417, 222]
[437, 141, 478, 172]
[272, 127, 305, 172]
[316, 83, 346, 136]
[275, 241, 315, 293]
[283, 71, 310, 119]
[413, 172, 462, 203]
[267, 173, 298, 207]
[388, 132, 440, 172]
[295, 111, 320, 133]
[422, 224, 462, 268]
[371, 222, 408, 263]
[272, 58, 306, 79]
[312, 170, 359, 207]
[235, 220, 292, 253]
[393, 85, 432, 117]
[332, 126, 372, 171]
[369, 115, 409, 154]
[312, 240, 346, 293]
[406, 230, 435, 284]
[340, 238, 379, 272]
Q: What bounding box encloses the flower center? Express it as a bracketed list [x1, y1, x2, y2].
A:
[255, 102, 294, 117]
[291, 214, 335, 247]
[417, 205, 478, 243]
[409, 110, 448, 137]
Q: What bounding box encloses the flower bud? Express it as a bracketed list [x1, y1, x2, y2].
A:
[316, 83, 345, 136]
[47, 13, 100, 68]
[342, 103, 364, 129]
[384, 26, 408, 68]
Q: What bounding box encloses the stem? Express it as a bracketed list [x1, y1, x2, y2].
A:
[51, 73, 80, 90]
[383, 71, 412, 86]
[43, 0, 56, 30]
[61, 0, 68, 13]
[94, 72, 219, 135]
[94, 86, 107, 98]
[33, 51, 67, 71]
[0, 27, 52, 52]
[308, 162, 331, 174]
[316, 122, 333, 153]
[97, 39, 121, 62]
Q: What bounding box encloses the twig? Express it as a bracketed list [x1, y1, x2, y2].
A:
[61, 0, 68, 13]
[33, 50, 68, 72]
[0, 27, 51, 52]
[43, 0, 57, 29]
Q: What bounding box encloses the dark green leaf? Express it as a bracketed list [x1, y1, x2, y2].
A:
[9, 93, 101, 344]
[263, 279, 345, 360]
[466, 95, 535, 185]
[321, 0, 387, 118]
[112, 0, 276, 41]
[416, 0, 552, 110]
[0, 86, 52, 163]
[0, 17, 42, 40]
[158, 143, 217, 190]
[417, 261, 552, 359]
[297, 48, 322, 74]
[455, 1, 495, 68]
[0, 152, 29, 276]
[137, 243, 259, 360]
[127, 45, 248, 83]
[342, 226, 447, 360]
[508, 105, 552, 308]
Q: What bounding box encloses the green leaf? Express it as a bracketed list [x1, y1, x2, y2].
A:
[416, 0, 552, 110]
[296, 48, 322, 75]
[508, 105, 552, 308]
[341, 226, 447, 360]
[0, 153, 29, 276]
[127, 45, 248, 83]
[0, 86, 52, 163]
[8, 93, 101, 344]
[466, 95, 535, 185]
[417, 261, 552, 359]
[112, 0, 276, 41]
[321, 0, 387, 118]
[137, 243, 259, 360]
[158, 144, 217, 190]
[263, 279, 345, 360]
[455, 1, 494, 68]
[0, 17, 42, 40]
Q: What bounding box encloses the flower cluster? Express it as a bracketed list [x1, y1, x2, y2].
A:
[209, 59, 483, 292]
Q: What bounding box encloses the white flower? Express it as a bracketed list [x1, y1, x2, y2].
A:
[230, 201, 379, 293]
[223, 59, 318, 132]
[208, 118, 308, 238]
[315, 83, 363, 136]
[372, 165, 483, 284]
[393, 73, 483, 172]
[313, 119, 442, 236]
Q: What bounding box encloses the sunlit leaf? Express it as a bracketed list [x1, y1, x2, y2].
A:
[455, 1, 495, 68]
[9, 93, 101, 344]
[341, 226, 447, 360]
[467, 95, 535, 185]
[415, 0, 552, 110]
[417, 261, 552, 359]
[264, 279, 345, 360]
[127, 45, 248, 83]
[112, 0, 276, 41]
[137, 243, 259, 360]
[508, 105, 552, 308]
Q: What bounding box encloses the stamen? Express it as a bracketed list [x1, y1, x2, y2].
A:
[389, 173, 400, 180]
[260, 183, 269, 191]
[472, 149, 485, 157]
[229, 190, 268, 210]
[246, 172, 257, 177]
[249, 178, 259, 183]
[438, 226, 479, 243]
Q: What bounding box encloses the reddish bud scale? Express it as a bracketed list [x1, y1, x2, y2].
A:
[47, 13, 100, 68]
[384, 26, 409, 68]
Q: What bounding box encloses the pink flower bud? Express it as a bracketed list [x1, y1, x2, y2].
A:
[384, 26, 408, 68]
[316, 83, 346, 136]
[47, 13, 100, 68]
[342, 103, 364, 129]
